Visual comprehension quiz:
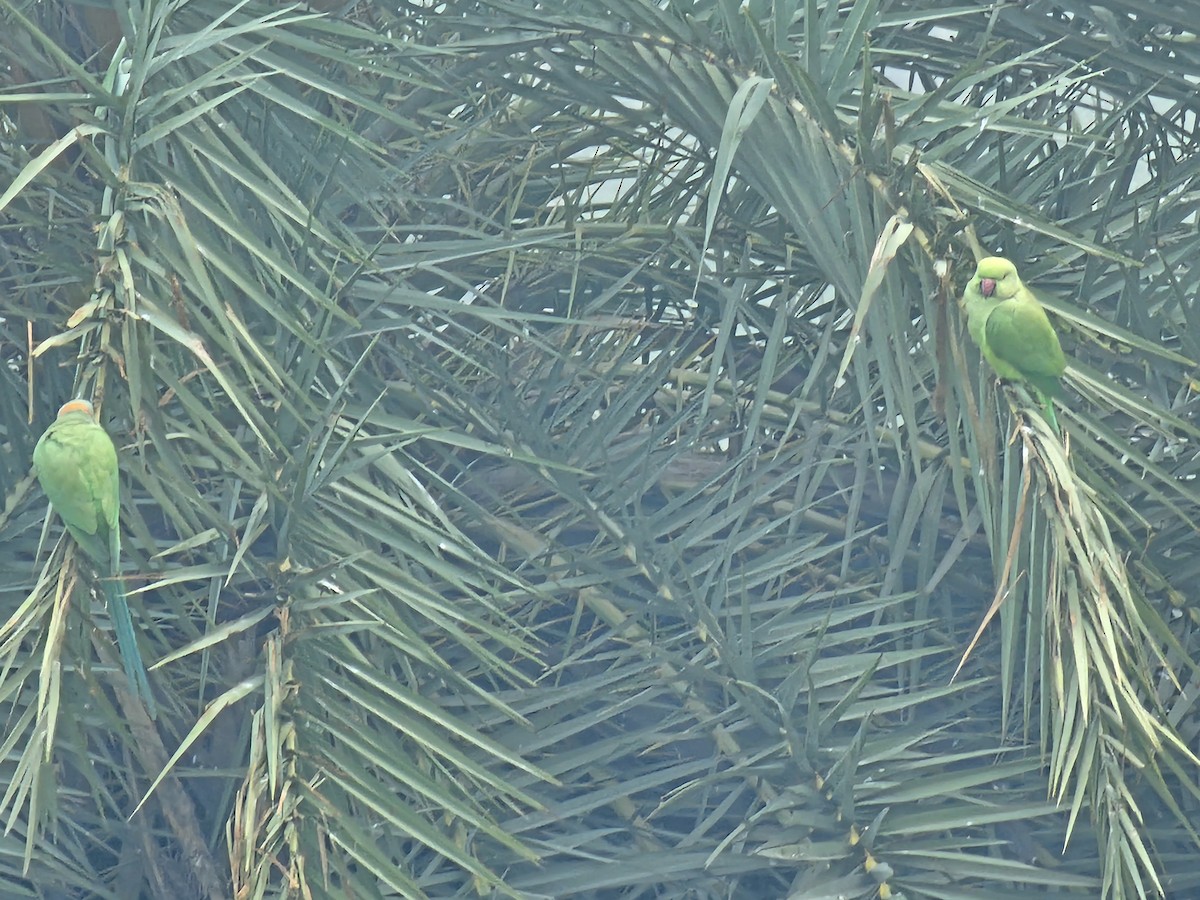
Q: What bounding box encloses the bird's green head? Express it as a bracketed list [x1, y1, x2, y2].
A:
[56, 398, 96, 420]
[972, 257, 1020, 301]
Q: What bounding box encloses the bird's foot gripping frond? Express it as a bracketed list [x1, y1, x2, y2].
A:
[1001, 380, 1061, 439]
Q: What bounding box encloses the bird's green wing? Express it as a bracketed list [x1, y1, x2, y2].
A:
[80, 422, 122, 571]
[983, 295, 1066, 397]
[962, 278, 988, 350]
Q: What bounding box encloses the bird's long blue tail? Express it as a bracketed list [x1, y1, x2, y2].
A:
[1035, 388, 1061, 435]
[101, 578, 156, 719]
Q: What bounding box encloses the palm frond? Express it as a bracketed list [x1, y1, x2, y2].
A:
[0, 1, 1198, 898]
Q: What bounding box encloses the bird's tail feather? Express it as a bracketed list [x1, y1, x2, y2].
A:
[101, 578, 157, 719]
[1035, 389, 1060, 435]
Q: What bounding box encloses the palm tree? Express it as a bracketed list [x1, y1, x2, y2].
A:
[1, 2, 1197, 898]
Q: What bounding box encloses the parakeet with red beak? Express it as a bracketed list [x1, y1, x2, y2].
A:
[962, 256, 1066, 432]
[33, 399, 155, 717]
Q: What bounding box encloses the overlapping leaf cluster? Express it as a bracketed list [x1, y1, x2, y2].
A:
[0, 1, 1197, 898]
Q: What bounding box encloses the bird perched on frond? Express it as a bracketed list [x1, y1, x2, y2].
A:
[33, 399, 155, 717]
[962, 256, 1066, 433]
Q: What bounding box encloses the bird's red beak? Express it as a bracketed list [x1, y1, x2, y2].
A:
[980, 278, 996, 298]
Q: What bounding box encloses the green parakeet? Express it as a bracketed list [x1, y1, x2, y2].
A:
[962, 256, 1066, 432]
[33, 399, 155, 717]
